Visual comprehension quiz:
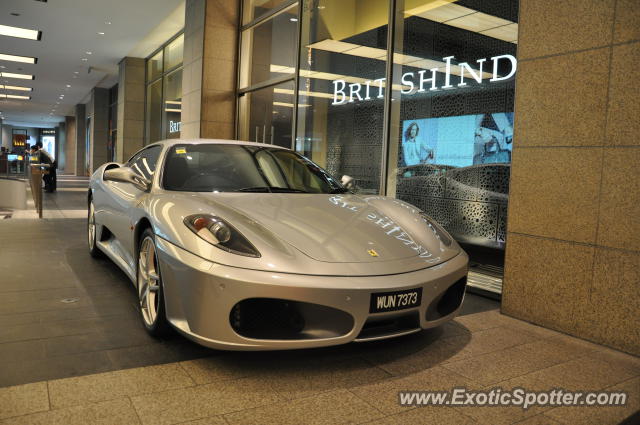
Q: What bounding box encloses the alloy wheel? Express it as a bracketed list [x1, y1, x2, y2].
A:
[138, 236, 160, 326]
[88, 202, 96, 250]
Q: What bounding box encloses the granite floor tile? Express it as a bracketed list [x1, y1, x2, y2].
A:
[179, 357, 261, 385]
[131, 376, 283, 425]
[441, 345, 563, 386]
[453, 374, 554, 425]
[364, 406, 476, 425]
[525, 356, 639, 391]
[513, 415, 563, 425]
[0, 382, 49, 420]
[0, 340, 46, 364]
[105, 340, 212, 370]
[48, 363, 195, 409]
[509, 338, 592, 366]
[175, 416, 227, 425]
[223, 389, 384, 425]
[441, 325, 541, 365]
[257, 356, 392, 400]
[454, 309, 510, 333]
[0, 397, 140, 425]
[0, 351, 115, 388]
[361, 331, 472, 376]
[497, 315, 563, 340]
[544, 376, 639, 425]
[586, 348, 640, 376]
[350, 366, 477, 415]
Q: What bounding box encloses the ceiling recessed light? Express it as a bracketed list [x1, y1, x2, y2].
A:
[105, 21, 112, 25]
[290, 17, 298, 22]
[0, 72, 35, 80]
[0, 84, 32, 92]
[97, 32, 105, 35]
[66, 84, 71, 88]
[0, 93, 31, 100]
[81, 58, 88, 61]
[85, 51, 92, 55]
[73, 71, 79, 74]
[0, 24, 42, 41]
[0, 53, 38, 64]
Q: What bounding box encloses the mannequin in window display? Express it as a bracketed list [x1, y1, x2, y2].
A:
[402, 122, 434, 166]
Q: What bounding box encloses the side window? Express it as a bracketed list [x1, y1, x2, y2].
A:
[127, 146, 162, 180]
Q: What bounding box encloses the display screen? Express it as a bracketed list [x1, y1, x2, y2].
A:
[400, 112, 514, 168]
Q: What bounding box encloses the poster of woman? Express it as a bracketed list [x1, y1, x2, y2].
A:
[401, 121, 435, 166]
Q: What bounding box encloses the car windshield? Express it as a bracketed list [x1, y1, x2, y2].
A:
[162, 144, 347, 193]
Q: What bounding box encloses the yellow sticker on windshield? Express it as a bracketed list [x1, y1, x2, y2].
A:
[175, 148, 186, 154]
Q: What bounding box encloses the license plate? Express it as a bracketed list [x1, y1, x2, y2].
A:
[370, 287, 422, 313]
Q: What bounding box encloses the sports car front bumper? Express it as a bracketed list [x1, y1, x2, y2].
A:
[156, 237, 468, 350]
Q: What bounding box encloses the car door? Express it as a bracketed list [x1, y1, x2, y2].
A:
[103, 145, 163, 272]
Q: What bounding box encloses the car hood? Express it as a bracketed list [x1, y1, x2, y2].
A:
[150, 192, 461, 275]
[207, 193, 451, 262]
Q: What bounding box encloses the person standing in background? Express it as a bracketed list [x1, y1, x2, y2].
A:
[31, 142, 57, 192]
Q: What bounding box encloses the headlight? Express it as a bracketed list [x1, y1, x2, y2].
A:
[184, 214, 260, 257]
[419, 212, 453, 247]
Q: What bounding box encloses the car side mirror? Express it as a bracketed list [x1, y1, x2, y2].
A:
[341, 175, 356, 191]
[104, 166, 151, 192]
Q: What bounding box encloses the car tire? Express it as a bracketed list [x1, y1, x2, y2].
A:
[137, 228, 170, 336]
[88, 200, 103, 258]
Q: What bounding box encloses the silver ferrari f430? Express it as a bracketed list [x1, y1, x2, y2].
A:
[88, 139, 468, 350]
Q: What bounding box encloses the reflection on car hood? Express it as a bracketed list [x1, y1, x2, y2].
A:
[190, 192, 458, 265]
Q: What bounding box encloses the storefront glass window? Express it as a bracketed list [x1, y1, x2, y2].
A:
[387, 0, 518, 251]
[238, 80, 294, 147]
[239, 5, 298, 88]
[242, 0, 293, 24]
[145, 80, 163, 143]
[163, 68, 183, 139]
[164, 34, 184, 71]
[147, 51, 163, 82]
[295, 0, 390, 194]
[145, 32, 183, 143]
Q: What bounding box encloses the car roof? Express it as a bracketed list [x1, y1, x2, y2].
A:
[148, 139, 291, 150]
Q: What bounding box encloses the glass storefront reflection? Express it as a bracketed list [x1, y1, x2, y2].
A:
[387, 0, 518, 250]
[238, 80, 295, 148]
[296, 0, 390, 194]
[163, 68, 182, 139]
[239, 5, 299, 88]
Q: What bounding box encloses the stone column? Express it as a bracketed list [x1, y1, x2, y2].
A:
[56, 123, 65, 172]
[181, 0, 239, 139]
[116, 57, 145, 162]
[87, 87, 110, 171]
[503, 0, 640, 356]
[64, 116, 76, 175]
[74, 104, 86, 176]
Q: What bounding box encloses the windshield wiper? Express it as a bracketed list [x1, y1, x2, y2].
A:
[233, 186, 309, 193]
[269, 187, 309, 193]
[329, 188, 350, 194]
[234, 186, 272, 192]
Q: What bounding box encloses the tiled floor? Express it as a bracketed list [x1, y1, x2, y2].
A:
[0, 310, 638, 425]
[1, 177, 638, 424]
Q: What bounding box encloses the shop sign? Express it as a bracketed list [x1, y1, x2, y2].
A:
[169, 120, 182, 133]
[332, 54, 517, 105]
